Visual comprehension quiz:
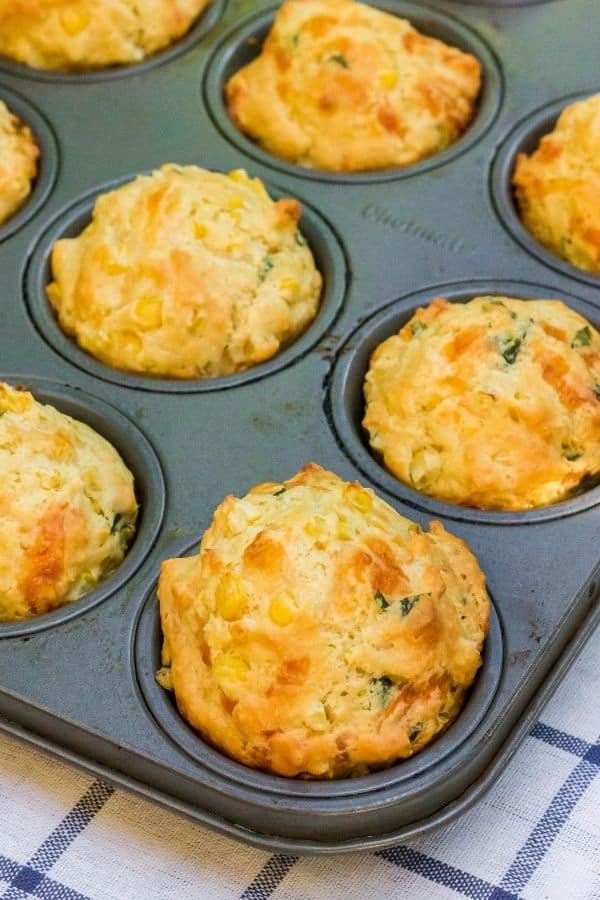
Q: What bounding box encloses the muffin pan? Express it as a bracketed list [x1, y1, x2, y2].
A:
[0, 0, 598, 855]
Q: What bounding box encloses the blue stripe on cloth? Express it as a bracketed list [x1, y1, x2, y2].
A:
[376, 845, 520, 900]
[0, 858, 20, 884]
[0, 779, 113, 900]
[240, 855, 298, 900]
[529, 722, 592, 759]
[499, 737, 600, 895]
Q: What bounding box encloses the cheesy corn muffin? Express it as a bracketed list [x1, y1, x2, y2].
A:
[225, 0, 481, 172]
[364, 297, 600, 511]
[47, 165, 322, 379]
[157, 463, 490, 778]
[513, 94, 600, 275]
[0, 0, 211, 71]
[0, 382, 137, 621]
[0, 100, 38, 227]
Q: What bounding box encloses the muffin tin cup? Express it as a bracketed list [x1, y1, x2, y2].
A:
[491, 92, 600, 288]
[327, 278, 600, 525]
[133, 539, 503, 803]
[0, 85, 58, 243]
[0, 376, 166, 639]
[202, 2, 503, 184]
[24, 173, 348, 393]
[0, 0, 228, 84]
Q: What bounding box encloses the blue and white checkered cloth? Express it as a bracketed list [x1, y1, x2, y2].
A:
[0, 629, 598, 900]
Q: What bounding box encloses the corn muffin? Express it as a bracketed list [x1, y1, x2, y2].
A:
[47, 165, 322, 379]
[0, 0, 211, 71]
[364, 297, 600, 511]
[0, 382, 138, 621]
[0, 100, 38, 227]
[225, 0, 482, 172]
[157, 463, 490, 778]
[513, 94, 600, 275]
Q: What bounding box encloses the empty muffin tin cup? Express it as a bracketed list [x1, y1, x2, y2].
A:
[203, 1, 503, 184]
[0, 86, 58, 243]
[24, 173, 348, 393]
[491, 92, 600, 287]
[133, 539, 503, 824]
[0, 0, 227, 84]
[327, 279, 600, 525]
[0, 376, 165, 639]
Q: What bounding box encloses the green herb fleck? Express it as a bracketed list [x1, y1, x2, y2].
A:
[374, 590, 389, 611]
[259, 255, 274, 282]
[291, 33, 299, 47]
[572, 326, 592, 348]
[594, 384, 600, 401]
[408, 722, 423, 743]
[400, 594, 428, 616]
[370, 675, 395, 708]
[498, 334, 524, 365]
[273, 487, 287, 496]
[111, 513, 123, 535]
[294, 230, 307, 246]
[562, 442, 583, 461]
[411, 320, 427, 338]
[568, 471, 600, 497]
[328, 53, 349, 68]
[111, 512, 136, 551]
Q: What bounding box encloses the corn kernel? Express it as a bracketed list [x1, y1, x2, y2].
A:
[227, 196, 243, 210]
[120, 331, 143, 355]
[103, 259, 128, 276]
[304, 702, 328, 732]
[228, 169, 250, 184]
[280, 278, 299, 295]
[134, 297, 162, 330]
[60, 7, 91, 35]
[347, 486, 373, 513]
[269, 598, 294, 626]
[193, 221, 208, 239]
[215, 573, 247, 620]
[336, 515, 351, 540]
[213, 653, 249, 695]
[379, 70, 398, 89]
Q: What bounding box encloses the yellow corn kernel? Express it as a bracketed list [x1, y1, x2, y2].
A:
[304, 519, 327, 548]
[60, 7, 91, 35]
[379, 70, 398, 89]
[346, 486, 373, 513]
[227, 196, 243, 210]
[269, 598, 294, 626]
[215, 573, 247, 620]
[193, 221, 208, 239]
[40, 471, 63, 491]
[228, 169, 250, 184]
[280, 278, 299, 295]
[304, 702, 328, 732]
[120, 331, 143, 355]
[213, 652, 249, 694]
[134, 297, 163, 330]
[103, 259, 128, 276]
[336, 515, 351, 540]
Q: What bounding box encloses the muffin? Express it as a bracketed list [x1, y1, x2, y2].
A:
[364, 296, 600, 511]
[157, 463, 490, 778]
[0, 100, 38, 227]
[513, 93, 600, 275]
[0, 382, 138, 621]
[225, 0, 481, 172]
[47, 165, 322, 379]
[0, 0, 211, 71]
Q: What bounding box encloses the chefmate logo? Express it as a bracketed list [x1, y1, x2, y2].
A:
[361, 203, 474, 254]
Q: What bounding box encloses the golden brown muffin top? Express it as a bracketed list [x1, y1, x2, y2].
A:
[47, 165, 322, 379]
[0, 382, 137, 621]
[158, 464, 489, 777]
[513, 93, 600, 275]
[364, 296, 600, 511]
[226, 0, 482, 172]
[0, 99, 38, 226]
[0, 0, 211, 71]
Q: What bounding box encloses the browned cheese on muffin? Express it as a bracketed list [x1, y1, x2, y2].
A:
[0, 0, 211, 70]
[513, 93, 600, 275]
[0, 382, 138, 621]
[47, 165, 322, 379]
[363, 297, 600, 510]
[157, 464, 490, 778]
[0, 99, 38, 226]
[225, 0, 482, 172]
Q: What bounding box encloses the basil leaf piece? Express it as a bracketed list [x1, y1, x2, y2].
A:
[572, 326, 592, 348]
[374, 590, 389, 611]
[328, 53, 349, 68]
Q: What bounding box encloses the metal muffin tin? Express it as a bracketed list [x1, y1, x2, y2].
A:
[0, 0, 598, 855]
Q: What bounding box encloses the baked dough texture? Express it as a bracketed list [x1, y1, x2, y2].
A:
[0, 382, 138, 621]
[157, 463, 489, 778]
[0, 100, 38, 226]
[513, 93, 600, 275]
[47, 165, 322, 379]
[0, 0, 211, 71]
[364, 296, 600, 511]
[225, 0, 481, 172]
